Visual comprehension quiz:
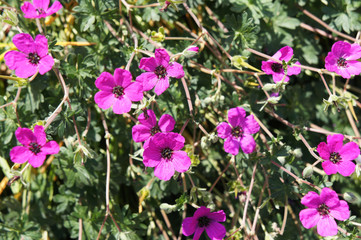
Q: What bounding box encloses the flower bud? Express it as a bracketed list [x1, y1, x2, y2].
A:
[344, 192, 357, 203]
[302, 166, 313, 178]
[355, 155, 361, 164]
[292, 148, 303, 158]
[183, 45, 199, 58]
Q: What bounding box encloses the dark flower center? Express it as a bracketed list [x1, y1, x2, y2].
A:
[337, 58, 347, 68]
[161, 147, 172, 160]
[150, 126, 161, 136]
[112, 85, 124, 98]
[317, 203, 330, 216]
[271, 63, 283, 73]
[330, 152, 341, 164]
[28, 53, 41, 65]
[36, 8, 46, 15]
[198, 216, 211, 228]
[231, 126, 243, 138]
[154, 65, 167, 79]
[29, 142, 41, 154]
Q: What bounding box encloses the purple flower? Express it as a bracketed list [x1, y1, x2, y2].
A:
[261, 46, 301, 83]
[10, 125, 59, 168]
[132, 109, 175, 144]
[136, 49, 184, 95]
[143, 132, 191, 181]
[299, 187, 350, 237]
[94, 69, 143, 114]
[217, 107, 260, 155]
[21, 0, 62, 19]
[182, 206, 226, 240]
[325, 41, 361, 79]
[317, 134, 360, 176]
[4, 33, 54, 78]
[187, 46, 199, 52]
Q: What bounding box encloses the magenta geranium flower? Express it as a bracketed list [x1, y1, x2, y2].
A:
[261, 46, 301, 83]
[4, 33, 54, 78]
[299, 187, 350, 237]
[317, 134, 360, 176]
[21, 0, 62, 18]
[132, 109, 175, 144]
[182, 206, 226, 240]
[94, 69, 143, 114]
[10, 125, 59, 168]
[136, 49, 184, 95]
[325, 41, 361, 79]
[217, 107, 260, 155]
[143, 132, 191, 181]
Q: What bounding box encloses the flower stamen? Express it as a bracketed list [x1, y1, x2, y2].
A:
[112, 85, 124, 98]
[271, 63, 283, 73]
[161, 147, 172, 159]
[198, 216, 211, 227]
[29, 142, 41, 154]
[231, 126, 243, 138]
[330, 152, 342, 164]
[154, 65, 167, 79]
[337, 57, 347, 68]
[28, 53, 41, 64]
[317, 203, 330, 216]
[150, 126, 161, 136]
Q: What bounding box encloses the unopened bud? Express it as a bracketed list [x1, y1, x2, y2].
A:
[183, 45, 199, 58]
[302, 166, 313, 178]
[293, 148, 303, 158]
[344, 192, 357, 203]
[355, 155, 361, 164]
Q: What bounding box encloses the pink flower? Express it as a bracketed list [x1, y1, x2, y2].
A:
[10, 125, 59, 168]
[261, 46, 301, 83]
[217, 107, 260, 155]
[182, 206, 226, 240]
[4, 33, 54, 78]
[325, 41, 361, 79]
[21, 0, 62, 19]
[317, 134, 360, 176]
[187, 46, 199, 52]
[132, 109, 175, 144]
[94, 69, 143, 114]
[299, 187, 350, 237]
[143, 132, 191, 181]
[136, 49, 184, 95]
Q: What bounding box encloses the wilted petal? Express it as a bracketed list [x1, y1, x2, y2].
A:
[301, 191, 322, 208]
[182, 217, 197, 236]
[322, 160, 338, 175]
[38, 55, 54, 75]
[171, 151, 191, 173]
[166, 62, 184, 79]
[158, 114, 175, 132]
[239, 134, 256, 154]
[41, 141, 60, 155]
[15, 127, 36, 145]
[154, 159, 175, 181]
[28, 153, 46, 168]
[10, 146, 32, 164]
[216, 122, 231, 139]
[205, 221, 226, 240]
[317, 216, 338, 237]
[299, 208, 320, 229]
[94, 91, 115, 110]
[154, 77, 169, 95]
[330, 200, 350, 221]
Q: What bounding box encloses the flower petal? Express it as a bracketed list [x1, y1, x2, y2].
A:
[301, 191, 322, 208]
[337, 160, 355, 177]
[158, 114, 175, 132]
[347, 43, 361, 60]
[299, 208, 320, 229]
[331, 41, 350, 58]
[261, 61, 275, 75]
[166, 62, 184, 79]
[317, 216, 338, 237]
[34, 35, 49, 57]
[41, 141, 59, 155]
[287, 61, 301, 76]
[114, 68, 132, 88]
[138, 109, 157, 128]
[330, 200, 350, 221]
[155, 49, 170, 67]
[205, 221, 226, 240]
[217, 122, 231, 139]
[207, 210, 226, 222]
[136, 72, 158, 91]
[10, 146, 32, 164]
[94, 91, 115, 110]
[33, 0, 50, 10]
[224, 137, 240, 156]
[132, 124, 151, 142]
[112, 96, 132, 114]
[182, 217, 197, 236]
[28, 153, 46, 168]
[242, 115, 260, 135]
[325, 52, 338, 72]
[139, 57, 157, 72]
[327, 134, 344, 153]
[154, 77, 169, 95]
[124, 82, 143, 101]
[193, 227, 204, 240]
[322, 160, 338, 175]
[4, 51, 37, 78]
[317, 142, 330, 160]
[95, 72, 115, 91]
[342, 61, 361, 77]
[272, 73, 289, 83]
[274, 46, 294, 62]
[15, 127, 36, 145]
[38, 55, 54, 75]
[21, 2, 39, 18]
[33, 125, 47, 146]
[320, 187, 340, 208]
[228, 107, 246, 127]
[46, 1, 62, 15]
[171, 151, 191, 173]
[194, 206, 210, 218]
[239, 134, 256, 154]
[143, 143, 162, 167]
[12, 33, 35, 54]
[154, 159, 175, 181]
